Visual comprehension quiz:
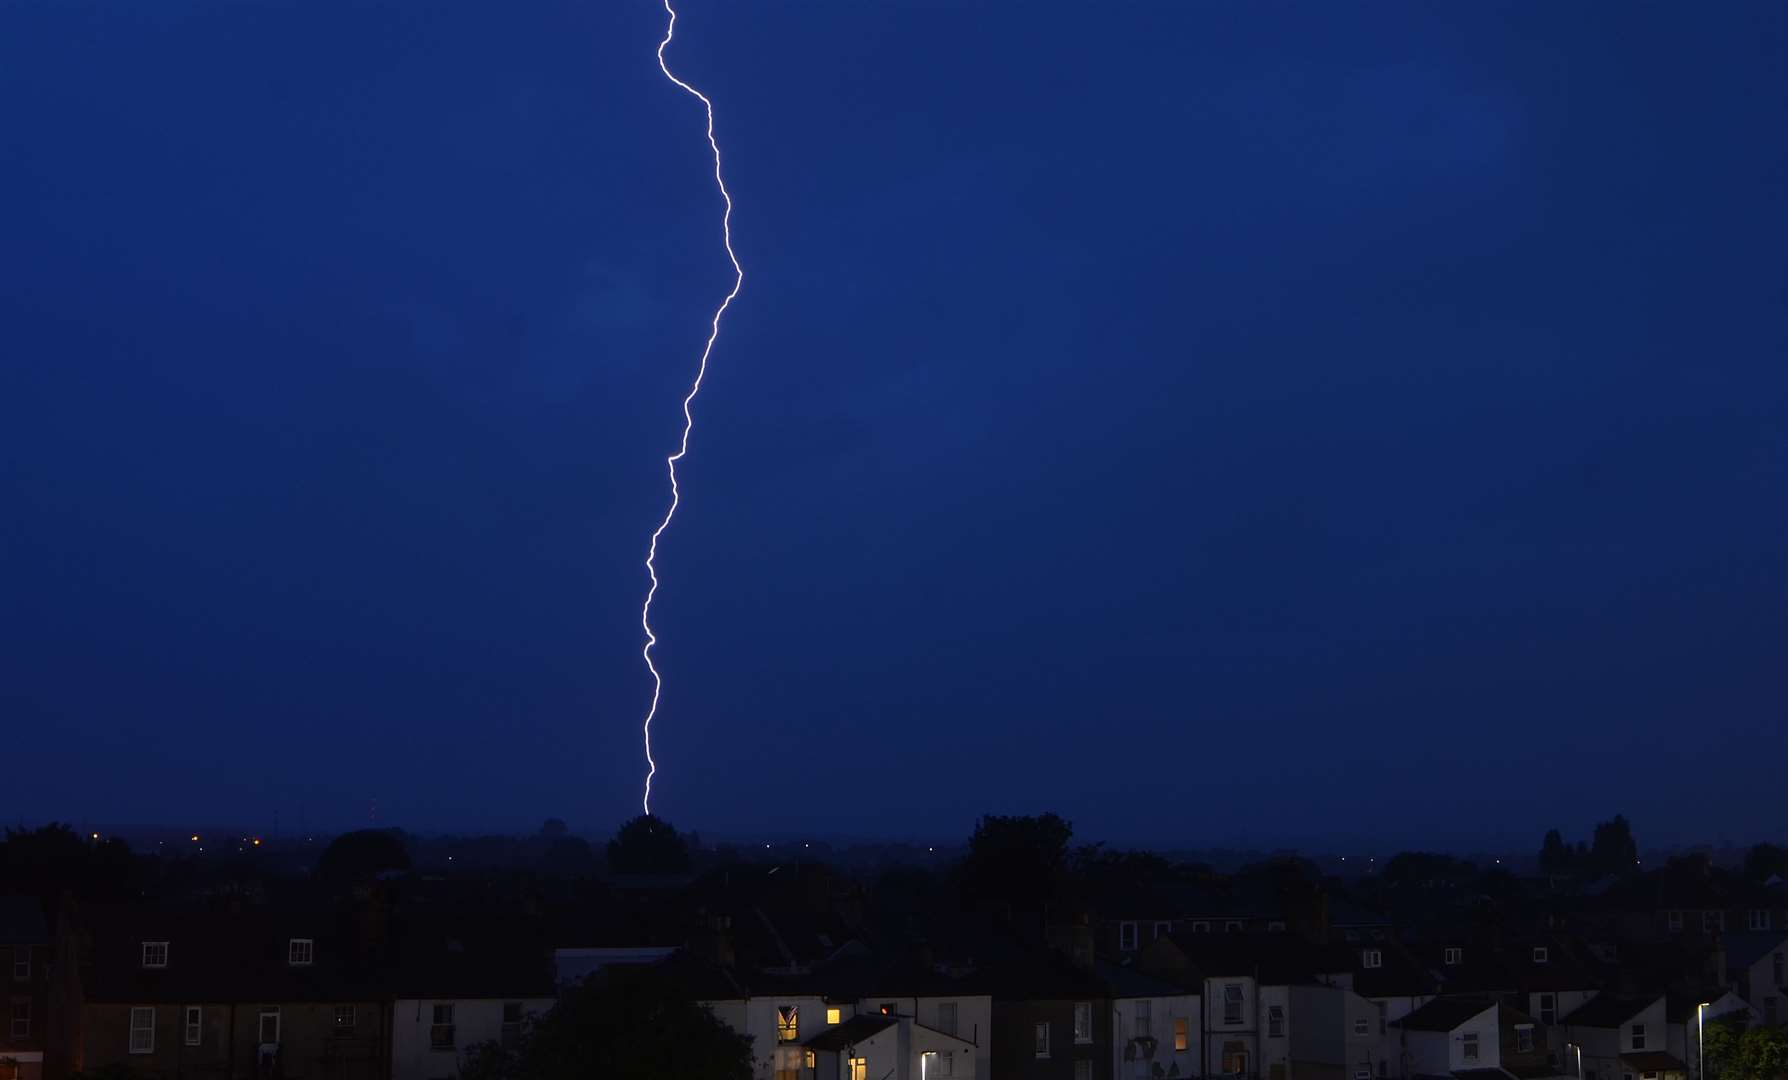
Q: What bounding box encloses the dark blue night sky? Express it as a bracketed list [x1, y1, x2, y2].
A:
[2, 1, 1782, 849]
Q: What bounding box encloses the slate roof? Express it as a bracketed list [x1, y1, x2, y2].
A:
[805, 1014, 896, 1052]
[1560, 994, 1657, 1028]
[1393, 996, 1496, 1031]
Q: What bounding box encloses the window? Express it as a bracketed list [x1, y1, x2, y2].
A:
[1363, 950, 1383, 969]
[1667, 911, 1683, 932]
[1224, 984, 1244, 1025]
[501, 1002, 522, 1046]
[333, 1005, 356, 1031]
[934, 1054, 955, 1080]
[129, 1007, 155, 1054]
[1539, 994, 1556, 1025]
[805, 1050, 816, 1069]
[1193, 921, 1212, 933]
[1223, 1043, 1250, 1074]
[142, 942, 169, 969]
[776, 1005, 798, 1042]
[1154, 921, 1173, 940]
[1136, 999, 1152, 1038]
[1035, 1020, 1051, 1057]
[1750, 910, 1772, 931]
[1268, 921, 1286, 932]
[827, 1006, 842, 1025]
[11, 948, 28, 981]
[429, 1004, 453, 1049]
[1075, 1063, 1093, 1080]
[1703, 911, 1723, 932]
[1532, 947, 1549, 964]
[1354, 1018, 1369, 1036]
[1630, 1024, 1646, 1051]
[1268, 1005, 1284, 1038]
[938, 1001, 958, 1036]
[1518, 1025, 1535, 1053]
[287, 938, 313, 966]
[1175, 1018, 1189, 1052]
[1444, 948, 1462, 966]
[259, 1007, 280, 1045]
[1226, 921, 1244, 932]
[184, 1006, 202, 1046]
[1120, 922, 1139, 951]
[850, 1057, 868, 1080]
[1074, 1001, 1093, 1043]
[11, 1001, 30, 1039]
[1463, 1033, 1480, 1062]
[880, 1002, 897, 1016]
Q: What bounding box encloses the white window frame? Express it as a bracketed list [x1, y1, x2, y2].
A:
[258, 1006, 280, 1045]
[1463, 1033, 1480, 1061]
[429, 1003, 454, 1049]
[184, 1005, 202, 1046]
[1702, 911, 1723, 932]
[142, 941, 169, 969]
[1517, 1024, 1535, 1053]
[1035, 1020, 1051, 1058]
[11, 1000, 30, 1039]
[1224, 983, 1244, 1025]
[1354, 1018, 1370, 1036]
[1363, 949, 1383, 969]
[1749, 910, 1771, 931]
[11, 947, 28, 981]
[1119, 922, 1139, 951]
[1074, 1001, 1093, 1044]
[1136, 998, 1152, 1039]
[1667, 910, 1683, 932]
[1268, 1004, 1284, 1038]
[129, 1006, 155, 1054]
[1444, 947, 1462, 966]
[1532, 947, 1549, 964]
[287, 938, 314, 966]
[1539, 993, 1556, 1025]
[1630, 1023, 1646, 1051]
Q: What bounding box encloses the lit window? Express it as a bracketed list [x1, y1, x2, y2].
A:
[1444, 948, 1462, 966]
[184, 1006, 201, 1046]
[11, 1001, 30, 1039]
[1268, 1005, 1284, 1037]
[805, 1049, 816, 1069]
[287, 938, 314, 966]
[1120, 922, 1139, 951]
[777, 1006, 799, 1042]
[1463, 1033, 1480, 1061]
[826, 1006, 842, 1025]
[1363, 950, 1382, 969]
[259, 1007, 280, 1046]
[428, 1004, 452, 1049]
[11, 948, 28, 981]
[850, 1056, 868, 1080]
[1630, 1024, 1646, 1051]
[1074, 1001, 1093, 1043]
[1532, 947, 1549, 964]
[938, 1001, 957, 1036]
[1224, 984, 1244, 1025]
[1035, 1020, 1051, 1057]
[142, 942, 169, 969]
[1518, 1025, 1535, 1053]
[129, 1007, 155, 1054]
[1175, 1017, 1189, 1051]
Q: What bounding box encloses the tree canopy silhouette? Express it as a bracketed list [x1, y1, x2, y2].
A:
[606, 815, 691, 875]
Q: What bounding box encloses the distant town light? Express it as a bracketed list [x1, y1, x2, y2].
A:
[91, 832, 100, 840]
[252, 838, 262, 846]
[190, 834, 200, 842]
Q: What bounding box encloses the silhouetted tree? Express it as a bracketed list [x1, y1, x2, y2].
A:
[540, 837, 598, 879]
[1381, 852, 1476, 886]
[460, 968, 751, 1080]
[0, 823, 133, 902]
[539, 818, 569, 839]
[316, 829, 410, 885]
[961, 813, 1072, 912]
[1590, 815, 1639, 875]
[1540, 829, 1572, 874]
[605, 816, 690, 875]
[1703, 1018, 1788, 1080]
[1743, 843, 1788, 884]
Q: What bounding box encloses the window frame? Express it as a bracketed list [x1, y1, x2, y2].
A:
[1517, 1025, 1535, 1053]
[1354, 1018, 1370, 1037]
[1268, 1004, 1285, 1038]
[141, 941, 169, 969]
[1135, 998, 1152, 1039]
[1667, 910, 1683, 932]
[1630, 1023, 1646, 1051]
[184, 1005, 202, 1046]
[287, 938, 314, 967]
[1175, 1017, 1190, 1052]
[11, 999, 30, 1039]
[1035, 1019, 1051, 1058]
[129, 1006, 156, 1054]
[776, 1005, 799, 1042]
[429, 1003, 455, 1050]
[1532, 947, 1549, 964]
[1074, 1001, 1093, 1044]
[258, 1006, 281, 1046]
[334, 1004, 357, 1032]
[1749, 910, 1770, 931]
[1539, 993, 1557, 1025]
[1463, 1033, 1480, 1062]
[11, 947, 28, 982]
[826, 1006, 842, 1025]
[1119, 922, 1139, 951]
[1363, 949, 1383, 969]
[1444, 947, 1462, 966]
[1223, 983, 1244, 1025]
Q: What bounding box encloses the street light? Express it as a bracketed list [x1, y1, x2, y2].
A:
[1698, 1002, 1711, 1080]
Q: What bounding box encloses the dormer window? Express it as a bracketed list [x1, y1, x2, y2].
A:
[288, 938, 314, 966]
[1532, 947, 1549, 964]
[1444, 947, 1462, 966]
[142, 941, 169, 969]
[777, 1006, 799, 1042]
[1363, 949, 1383, 969]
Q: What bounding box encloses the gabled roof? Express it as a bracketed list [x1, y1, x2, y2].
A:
[1560, 994, 1657, 1029]
[1393, 996, 1496, 1032]
[804, 1014, 896, 1052]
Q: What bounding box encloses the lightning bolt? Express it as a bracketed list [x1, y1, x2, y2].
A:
[641, 0, 742, 816]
